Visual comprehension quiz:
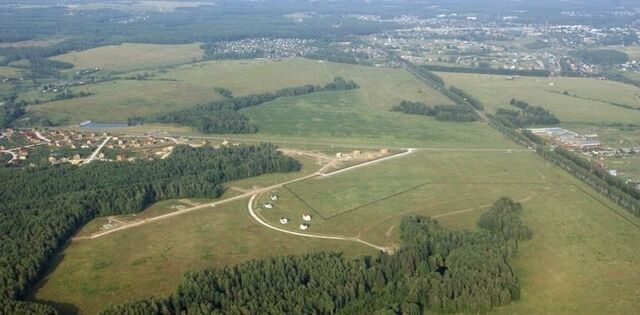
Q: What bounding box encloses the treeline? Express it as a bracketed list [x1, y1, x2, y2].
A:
[402, 60, 485, 117]
[537, 146, 640, 217]
[0, 144, 300, 308]
[103, 198, 530, 314]
[448, 86, 484, 111]
[422, 64, 550, 78]
[391, 100, 477, 122]
[495, 99, 560, 127]
[572, 49, 629, 65]
[152, 77, 359, 133]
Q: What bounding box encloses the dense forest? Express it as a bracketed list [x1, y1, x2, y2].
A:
[103, 197, 530, 314]
[571, 49, 629, 66]
[0, 144, 301, 310]
[391, 100, 477, 122]
[495, 99, 560, 127]
[152, 77, 359, 133]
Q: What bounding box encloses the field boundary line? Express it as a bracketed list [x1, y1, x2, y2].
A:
[282, 185, 327, 220]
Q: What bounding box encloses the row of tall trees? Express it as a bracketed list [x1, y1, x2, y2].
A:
[152, 77, 359, 133]
[0, 144, 301, 309]
[401, 61, 486, 118]
[448, 86, 484, 111]
[103, 198, 530, 314]
[391, 100, 477, 122]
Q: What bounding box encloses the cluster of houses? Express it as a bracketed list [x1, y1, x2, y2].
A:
[528, 127, 640, 189]
[264, 192, 313, 231]
[208, 38, 319, 59]
[1, 127, 186, 166]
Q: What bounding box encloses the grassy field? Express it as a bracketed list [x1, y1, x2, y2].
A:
[30, 156, 372, 314]
[24, 55, 640, 315]
[154, 58, 454, 107]
[250, 149, 640, 315]
[50, 43, 204, 72]
[439, 72, 640, 125]
[0, 66, 20, 77]
[30, 80, 221, 123]
[241, 90, 513, 148]
[30, 58, 517, 148]
[31, 148, 640, 314]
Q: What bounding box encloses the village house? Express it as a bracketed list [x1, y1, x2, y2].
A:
[302, 214, 312, 221]
[264, 203, 274, 209]
[271, 193, 279, 201]
[280, 217, 289, 224]
[299, 223, 309, 231]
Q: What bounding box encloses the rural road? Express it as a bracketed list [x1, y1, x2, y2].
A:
[85, 136, 111, 164]
[75, 148, 415, 240]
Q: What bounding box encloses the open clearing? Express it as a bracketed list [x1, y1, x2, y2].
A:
[50, 43, 204, 72]
[439, 72, 640, 125]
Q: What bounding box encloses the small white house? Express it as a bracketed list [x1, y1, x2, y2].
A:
[302, 214, 312, 221]
[271, 194, 279, 201]
[299, 224, 309, 231]
[264, 203, 273, 209]
[280, 217, 289, 224]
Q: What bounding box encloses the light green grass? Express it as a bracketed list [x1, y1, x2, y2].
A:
[50, 43, 204, 72]
[439, 72, 640, 125]
[260, 149, 640, 315]
[272, 150, 562, 243]
[155, 58, 454, 107]
[30, 199, 373, 315]
[30, 80, 221, 123]
[32, 149, 640, 315]
[241, 90, 514, 148]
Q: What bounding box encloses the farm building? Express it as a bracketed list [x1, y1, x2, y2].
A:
[528, 127, 603, 151]
[271, 193, 279, 201]
[264, 203, 274, 209]
[280, 217, 289, 224]
[302, 214, 312, 221]
[299, 224, 309, 231]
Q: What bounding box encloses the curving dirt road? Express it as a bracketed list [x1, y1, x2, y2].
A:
[75, 148, 415, 241]
[247, 194, 390, 252]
